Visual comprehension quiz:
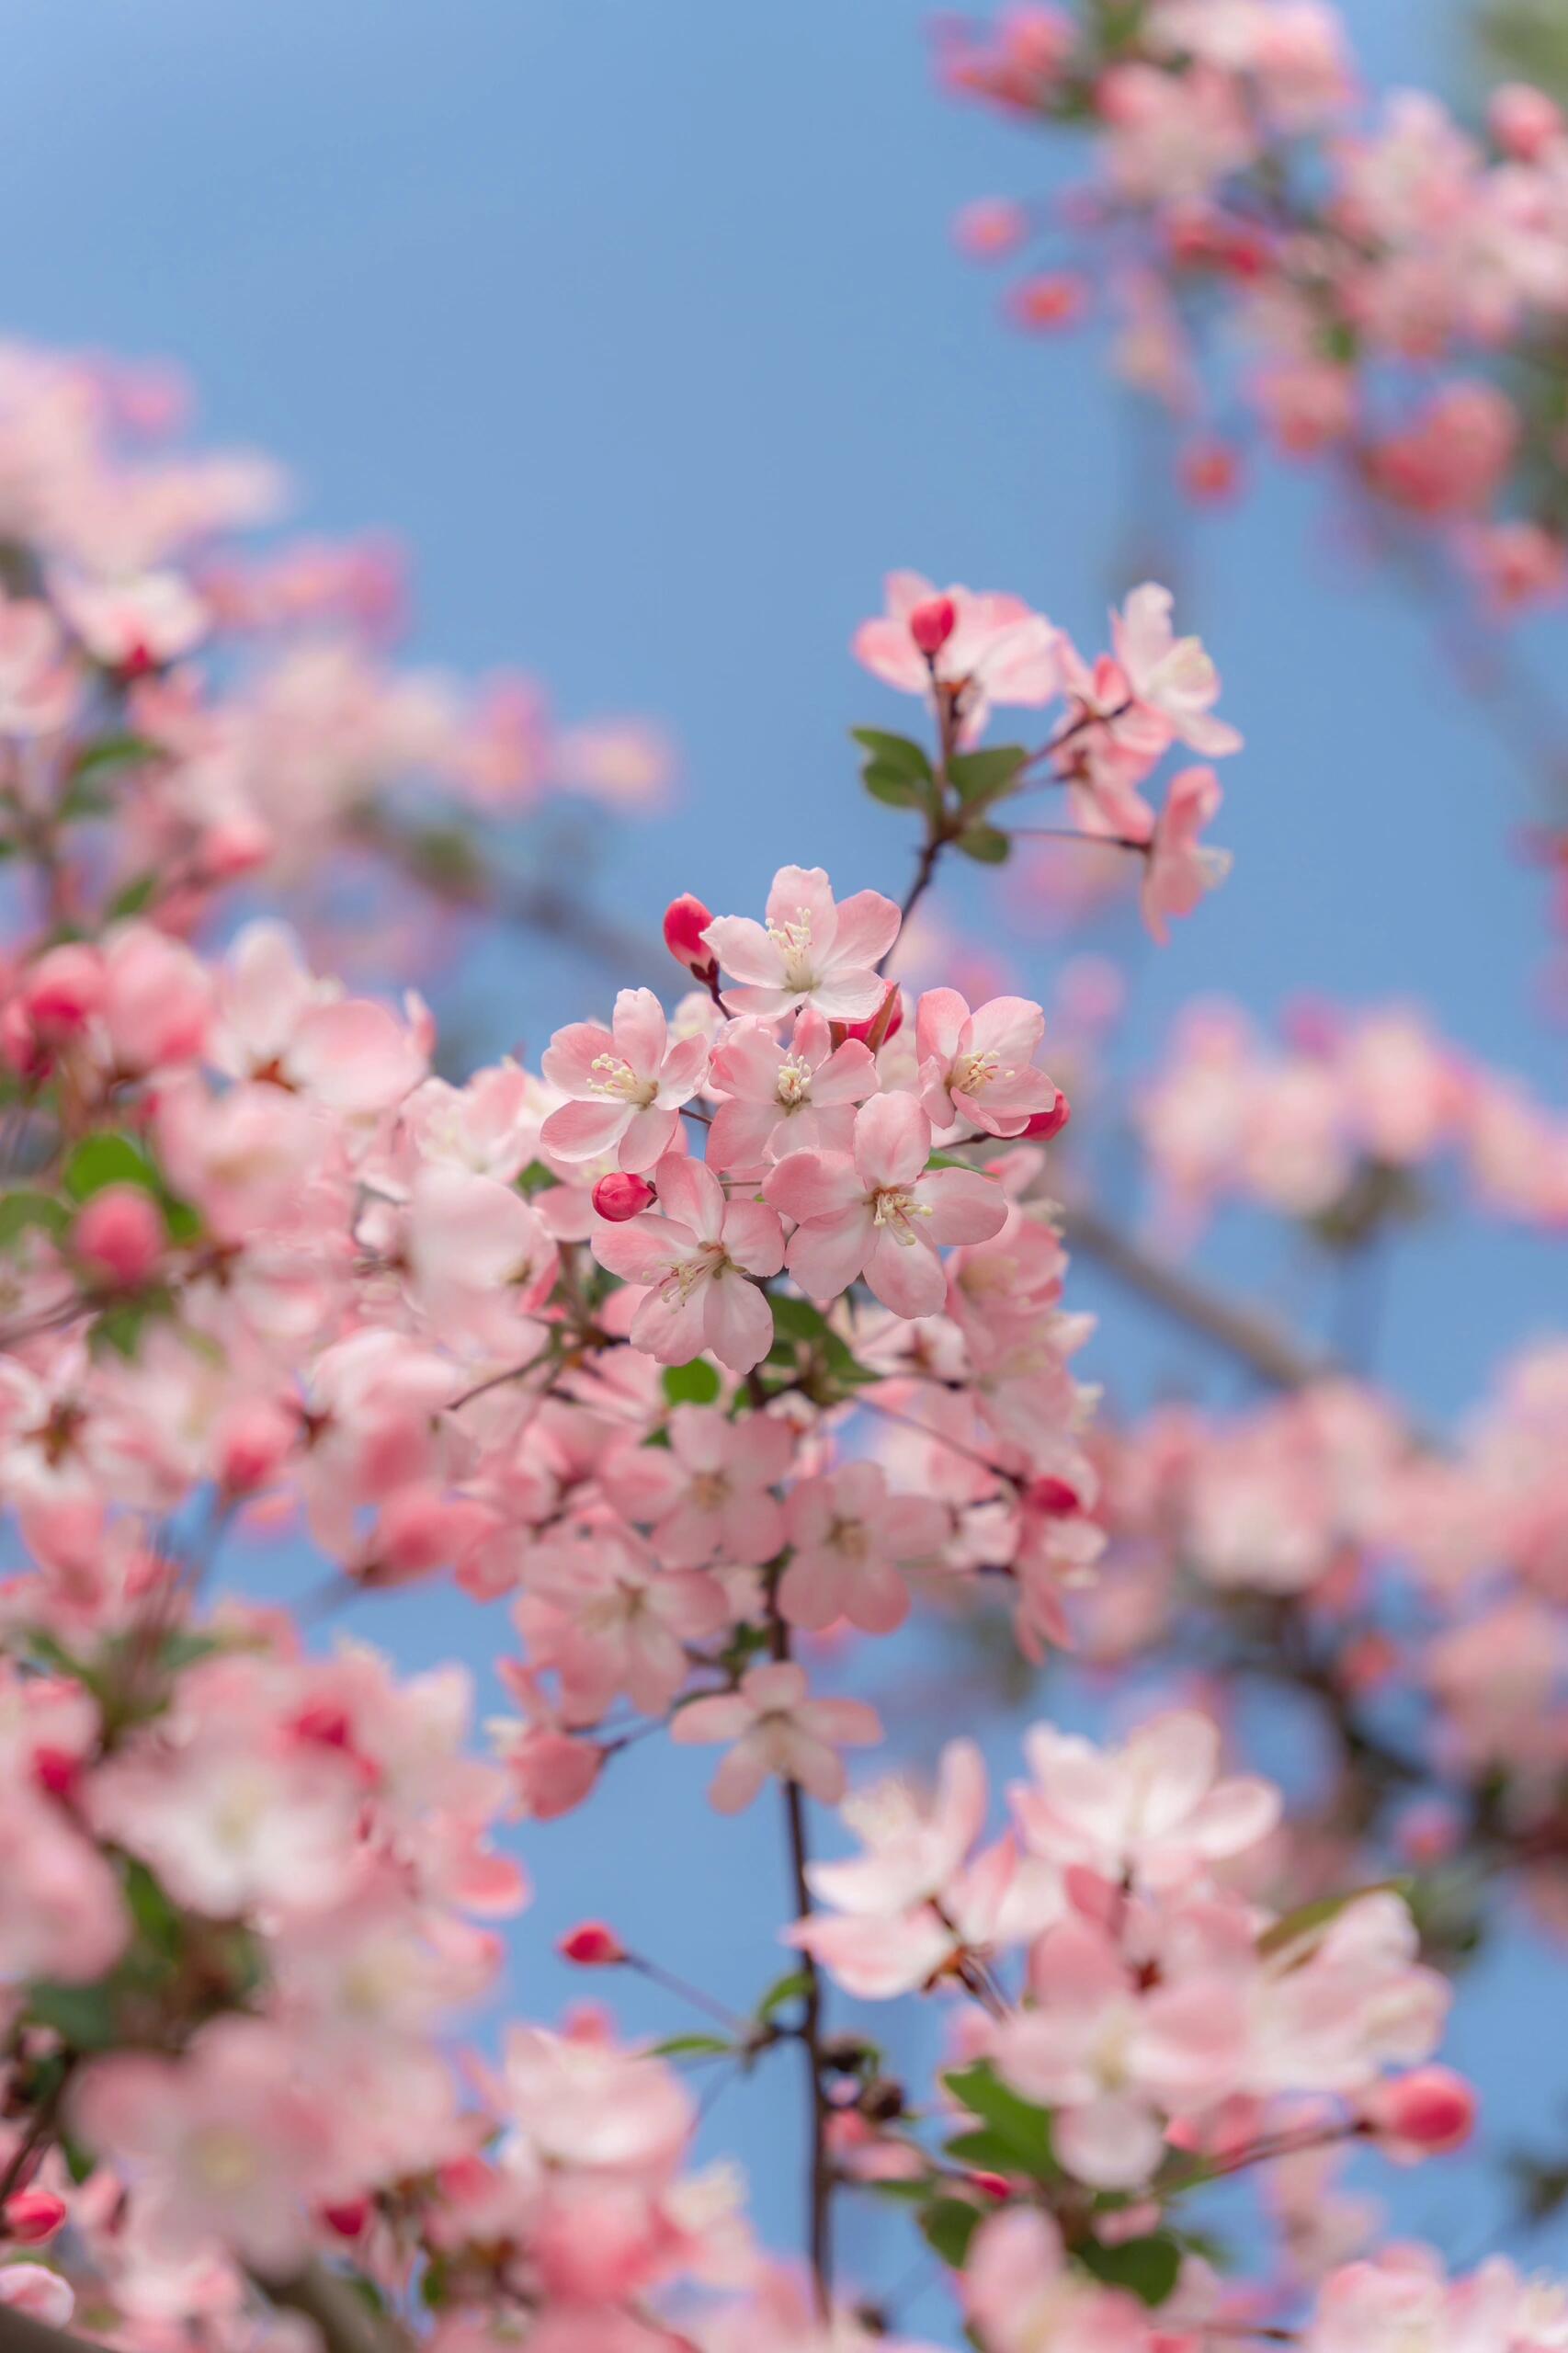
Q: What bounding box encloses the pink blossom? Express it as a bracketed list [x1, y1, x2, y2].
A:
[766, 1092, 1007, 1316]
[916, 988, 1060, 1137]
[707, 1009, 879, 1172]
[702, 865, 901, 1023]
[603, 1404, 793, 1567]
[540, 986, 710, 1172]
[853, 569, 1060, 745]
[671, 1659, 881, 1811]
[590, 1153, 784, 1372]
[1141, 765, 1233, 943]
[778, 1461, 949, 1633]
[1012, 1710, 1279, 1888]
[1111, 584, 1243, 757]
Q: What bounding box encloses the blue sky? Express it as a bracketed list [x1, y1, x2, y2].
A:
[6, 1, 1564, 2333]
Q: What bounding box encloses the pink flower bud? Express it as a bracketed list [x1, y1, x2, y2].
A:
[1365, 2067, 1476, 2156]
[559, 1920, 626, 1967]
[593, 1172, 655, 1222]
[969, 2170, 1011, 2201]
[3, 2190, 68, 2245]
[1021, 1089, 1071, 1140]
[1027, 1475, 1081, 1517]
[1489, 82, 1563, 162]
[72, 1186, 165, 1288]
[841, 985, 904, 1048]
[216, 1398, 297, 1495]
[908, 596, 958, 657]
[21, 944, 105, 1041]
[663, 893, 717, 976]
[1006, 271, 1086, 332]
[319, 2200, 370, 2240]
[31, 1746, 82, 1802]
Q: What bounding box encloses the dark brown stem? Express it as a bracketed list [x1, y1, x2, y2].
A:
[781, 1772, 835, 2317]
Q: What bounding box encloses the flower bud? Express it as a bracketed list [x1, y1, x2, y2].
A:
[1021, 1089, 1071, 1140]
[72, 1185, 165, 1289]
[558, 1920, 626, 1967]
[1006, 272, 1086, 332]
[1489, 82, 1563, 162]
[319, 2200, 370, 2240]
[1365, 2067, 1476, 2156]
[908, 596, 958, 657]
[841, 985, 904, 1049]
[593, 1172, 655, 1222]
[21, 944, 105, 1041]
[663, 893, 717, 977]
[2, 2191, 67, 2246]
[1026, 1475, 1081, 1517]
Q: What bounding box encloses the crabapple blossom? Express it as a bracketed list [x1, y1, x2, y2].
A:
[916, 988, 1062, 1138]
[853, 571, 1061, 744]
[706, 1009, 879, 1172]
[1140, 765, 1232, 944]
[670, 1660, 881, 1812]
[766, 1092, 1008, 1316]
[702, 865, 902, 1023]
[541, 986, 710, 1172]
[590, 1153, 784, 1371]
[777, 1461, 949, 1633]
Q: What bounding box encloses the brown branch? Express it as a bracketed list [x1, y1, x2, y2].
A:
[1057, 1198, 1337, 1392]
[250, 2261, 413, 2353]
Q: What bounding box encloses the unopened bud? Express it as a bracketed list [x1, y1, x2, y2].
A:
[1021, 1089, 1070, 1141]
[559, 1920, 626, 1967]
[72, 1185, 165, 1289]
[1027, 1475, 1081, 1518]
[2, 2190, 67, 2245]
[319, 2200, 370, 2240]
[1365, 2067, 1476, 2156]
[663, 894, 717, 978]
[593, 1172, 655, 1222]
[841, 986, 904, 1050]
[908, 596, 957, 658]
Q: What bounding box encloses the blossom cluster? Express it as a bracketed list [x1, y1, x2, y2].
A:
[935, 3, 1568, 620]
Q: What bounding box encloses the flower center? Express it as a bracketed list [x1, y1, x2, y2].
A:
[767, 907, 817, 989]
[953, 1048, 1007, 1095]
[689, 1470, 730, 1510]
[870, 1185, 933, 1245]
[828, 1515, 870, 1563]
[775, 1055, 812, 1107]
[659, 1241, 727, 1305]
[589, 1052, 657, 1108]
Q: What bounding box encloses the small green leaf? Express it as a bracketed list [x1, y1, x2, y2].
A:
[650, 2033, 733, 2059]
[948, 745, 1028, 807]
[122, 1860, 183, 1959]
[863, 764, 928, 810]
[849, 728, 935, 785]
[68, 733, 161, 784]
[517, 1159, 559, 1198]
[62, 1132, 160, 1202]
[945, 2127, 1030, 2175]
[919, 2196, 984, 2270]
[25, 1980, 120, 2052]
[771, 1296, 829, 1345]
[0, 1189, 69, 1251]
[943, 2063, 1058, 2177]
[105, 872, 160, 920]
[954, 823, 1011, 866]
[755, 1967, 812, 2022]
[663, 1359, 722, 1407]
[1077, 2232, 1183, 2308]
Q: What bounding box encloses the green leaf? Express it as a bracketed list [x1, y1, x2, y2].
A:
[919, 2196, 984, 2270]
[105, 872, 160, 921]
[1256, 1880, 1411, 1960]
[755, 1967, 812, 2022]
[945, 2127, 1032, 2175]
[25, 1980, 120, 2052]
[948, 745, 1028, 807]
[62, 1132, 160, 1202]
[863, 763, 929, 810]
[650, 2033, 733, 2059]
[517, 1159, 559, 1198]
[121, 1860, 183, 1959]
[943, 2063, 1058, 2178]
[1077, 2232, 1183, 2308]
[849, 728, 935, 785]
[771, 1296, 829, 1345]
[0, 1189, 69, 1251]
[68, 733, 160, 785]
[663, 1359, 722, 1407]
[954, 823, 1011, 866]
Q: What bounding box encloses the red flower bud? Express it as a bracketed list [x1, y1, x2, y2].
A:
[1021, 1089, 1071, 1140]
[559, 1920, 626, 1967]
[663, 894, 717, 976]
[3, 2190, 68, 2245]
[72, 1186, 165, 1289]
[969, 2170, 1011, 2201]
[319, 2200, 371, 2240]
[31, 1746, 82, 1802]
[1027, 1476, 1081, 1518]
[593, 1172, 655, 1222]
[908, 596, 958, 657]
[840, 985, 904, 1049]
[1006, 272, 1086, 332]
[1365, 2067, 1476, 2155]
